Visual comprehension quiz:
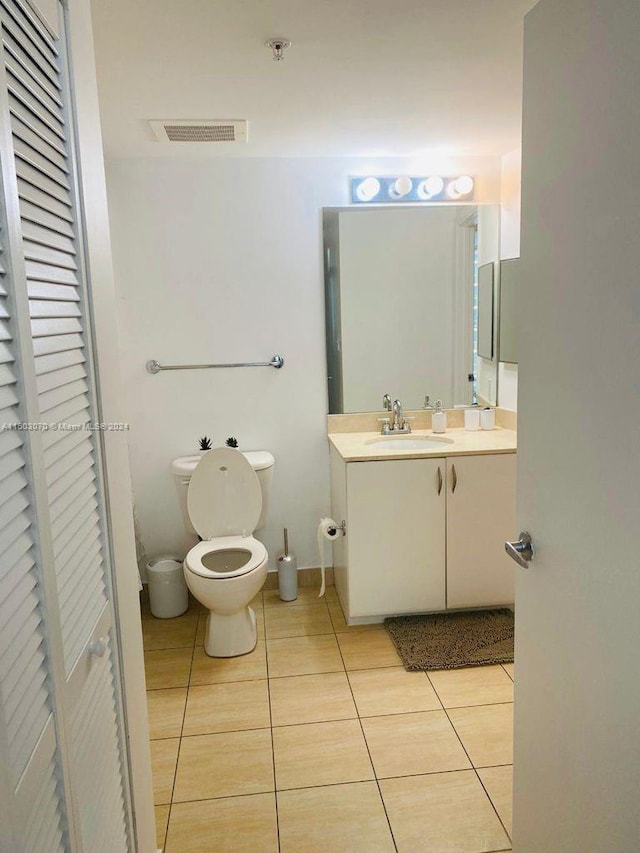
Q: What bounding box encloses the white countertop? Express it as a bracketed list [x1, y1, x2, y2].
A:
[328, 426, 517, 462]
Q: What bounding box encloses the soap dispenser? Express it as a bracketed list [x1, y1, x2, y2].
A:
[432, 400, 447, 434]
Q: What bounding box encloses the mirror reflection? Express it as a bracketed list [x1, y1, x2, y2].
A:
[499, 258, 519, 364]
[323, 205, 500, 414]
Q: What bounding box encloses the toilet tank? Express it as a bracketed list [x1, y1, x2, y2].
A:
[171, 450, 274, 535]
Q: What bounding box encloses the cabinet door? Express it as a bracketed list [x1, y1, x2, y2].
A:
[347, 458, 446, 618]
[329, 446, 349, 610]
[446, 454, 516, 609]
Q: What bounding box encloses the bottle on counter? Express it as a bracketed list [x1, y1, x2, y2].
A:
[464, 407, 481, 430]
[481, 407, 496, 430]
[432, 400, 447, 434]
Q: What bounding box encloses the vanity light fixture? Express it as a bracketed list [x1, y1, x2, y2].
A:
[351, 175, 474, 204]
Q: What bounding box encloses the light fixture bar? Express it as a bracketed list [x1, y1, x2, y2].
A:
[350, 175, 474, 204]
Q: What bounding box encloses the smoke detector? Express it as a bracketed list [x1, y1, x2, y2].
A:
[149, 120, 248, 143]
[265, 38, 291, 61]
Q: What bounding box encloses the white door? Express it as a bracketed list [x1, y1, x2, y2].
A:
[446, 454, 516, 609]
[512, 2, 640, 850]
[0, 1, 132, 849]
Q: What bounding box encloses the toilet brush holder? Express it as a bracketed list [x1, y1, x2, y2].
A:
[277, 528, 297, 601]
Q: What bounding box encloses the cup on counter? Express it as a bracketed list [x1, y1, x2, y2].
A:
[481, 408, 496, 430]
[464, 408, 481, 431]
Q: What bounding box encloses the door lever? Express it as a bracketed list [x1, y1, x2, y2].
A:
[505, 531, 535, 569]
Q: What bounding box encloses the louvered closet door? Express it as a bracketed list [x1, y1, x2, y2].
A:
[0, 1, 131, 850]
[0, 222, 67, 851]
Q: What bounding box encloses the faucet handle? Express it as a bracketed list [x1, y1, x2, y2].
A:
[377, 417, 391, 435]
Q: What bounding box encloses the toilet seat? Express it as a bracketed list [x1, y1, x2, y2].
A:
[185, 535, 267, 580]
[187, 447, 262, 539]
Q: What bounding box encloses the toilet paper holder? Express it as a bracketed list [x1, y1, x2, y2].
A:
[327, 520, 347, 537]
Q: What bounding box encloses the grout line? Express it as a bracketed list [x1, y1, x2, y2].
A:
[262, 594, 282, 853]
[263, 598, 332, 610]
[425, 670, 512, 844]
[266, 630, 337, 640]
[475, 766, 513, 844]
[435, 698, 515, 712]
[334, 623, 399, 852]
[170, 705, 515, 739]
[165, 771, 510, 806]
[188, 675, 266, 686]
[143, 600, 196, 849]
[501, 662, 515, 682]
[163, 601, 201, 845]
[170, 788, 276, 806]
[268, 668, 345, 679]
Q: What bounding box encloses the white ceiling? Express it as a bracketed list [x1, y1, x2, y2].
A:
[90, 0, 535, 160]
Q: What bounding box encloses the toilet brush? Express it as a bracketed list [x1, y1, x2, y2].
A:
[277, 528, 298, 601]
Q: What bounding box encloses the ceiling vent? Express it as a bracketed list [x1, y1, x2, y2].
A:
[149, 120, 248, 143]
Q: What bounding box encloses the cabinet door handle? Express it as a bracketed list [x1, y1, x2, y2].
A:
[451, 464, 457, 493]
[437, 466, 443, 495]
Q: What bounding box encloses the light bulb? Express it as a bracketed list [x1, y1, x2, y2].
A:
[447, 175, 474, 198]
[356, 177, 381, 202]
[417, 176, 444, 200]
[388, 176, 413, 199]
[455, 175, 474, 195]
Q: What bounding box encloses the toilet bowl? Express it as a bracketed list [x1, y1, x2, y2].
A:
[179, 446, 273, 657]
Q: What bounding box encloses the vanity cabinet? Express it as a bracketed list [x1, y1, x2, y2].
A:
[330, 447, 516, 621]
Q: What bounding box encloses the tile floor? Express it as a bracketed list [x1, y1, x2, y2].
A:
[142, 586, 514, 853]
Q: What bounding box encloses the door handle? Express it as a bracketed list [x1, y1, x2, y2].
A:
[505, 531, 535, 568]
[451, 464, 457, 493]
[437, 466, 443, 495]
[88, 637, 106, 658]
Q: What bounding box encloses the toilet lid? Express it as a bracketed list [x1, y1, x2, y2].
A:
[187, 447, 262, 539]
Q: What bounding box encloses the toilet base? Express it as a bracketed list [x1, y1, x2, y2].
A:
[204, 605, 257, 657]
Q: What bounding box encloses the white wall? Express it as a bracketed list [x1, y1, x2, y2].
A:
[106, 156, 501, 570]
[498, 147, 521, 411]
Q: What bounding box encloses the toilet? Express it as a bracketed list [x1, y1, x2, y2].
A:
[172, 447, 274, 657]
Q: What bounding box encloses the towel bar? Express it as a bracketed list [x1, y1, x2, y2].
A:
[146, 355, 285, 374]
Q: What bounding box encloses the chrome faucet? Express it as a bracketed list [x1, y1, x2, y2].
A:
[392, 399, 404, 430]
[378, 395, 413, 434]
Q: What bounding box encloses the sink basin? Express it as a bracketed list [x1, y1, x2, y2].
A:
[367, 435, 454, 451]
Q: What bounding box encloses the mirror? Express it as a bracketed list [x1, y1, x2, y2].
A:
[499, 258, 519, 364]
[323, 204, 500, 413]
[478, 263, 494, 359]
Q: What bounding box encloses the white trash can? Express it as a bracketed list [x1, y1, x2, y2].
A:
[147, 556, 188, 618]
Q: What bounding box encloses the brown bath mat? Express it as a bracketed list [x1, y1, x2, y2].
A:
[384, 609, 514, 671]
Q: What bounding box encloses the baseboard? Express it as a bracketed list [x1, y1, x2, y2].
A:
[264, 566, 334, 590]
